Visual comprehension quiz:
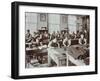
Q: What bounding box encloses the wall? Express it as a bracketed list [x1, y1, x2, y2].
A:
[76, 16, 83, 31]
[60, 15, 68, 30]
[68, 15, 77, 33]
[48, 14, 60, 34]
[37, 13, 48, 30]
[25, 13, 82, 34]
[0, 0, 99, 81]
[25, 12, 38, 35]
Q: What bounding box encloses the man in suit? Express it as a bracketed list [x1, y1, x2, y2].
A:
[79, 34, 87, 45]
[25, 29, 32, 43]
[48, 37, 60, 48]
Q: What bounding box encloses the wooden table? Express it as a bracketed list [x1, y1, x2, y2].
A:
[48, 47, 67, 66]
[48, 45, 88, 67]
[66, 45, 88, 66]
[26, 47, 47, 64]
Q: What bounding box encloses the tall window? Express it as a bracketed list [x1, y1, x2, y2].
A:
[68, 15, 77, 34]
[48, 14, 60, 34]
[25, 12, 38, 35]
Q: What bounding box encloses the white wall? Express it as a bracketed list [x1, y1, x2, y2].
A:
[60, 15, 68, 30]
[25, 12, 38, 35]
[76, 16, 83, 31]
[26, 13, 82, 34]
[0, 0, 99, 81]
[68, 15, 77, 33]
[48, 14, 60, 34]
[37, 13, 48, 30]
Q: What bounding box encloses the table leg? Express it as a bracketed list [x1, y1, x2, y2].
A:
[66, 54, 69, 66]
[57, 59, 60, 67]
[48, 55, 52, 66]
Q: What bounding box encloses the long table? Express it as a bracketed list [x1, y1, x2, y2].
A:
[26, 47, 47, 64]
[48, 48, 67, 66]
[48, 45, 88, 66]
[66, 45, 89, 66]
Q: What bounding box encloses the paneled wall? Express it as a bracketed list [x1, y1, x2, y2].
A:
[48, 14, 60, 34]
[68, 15, 77, 34]
[25, 12, 38, 35]
[82, 16, 90, 31]
[37, 13, 48, 30]
[76, 16, 83, 32]
[60, 15, 68, 31]
[25, 13, 86, 35]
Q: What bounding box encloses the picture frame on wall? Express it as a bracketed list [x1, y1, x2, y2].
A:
[11, 1, 98, 79]
[40, 13, 46, 21]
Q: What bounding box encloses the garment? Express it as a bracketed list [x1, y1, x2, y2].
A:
[84, 31, 89, 43]
[80, 38, 85, 44]
[64, 40, 69, 46]
[63, 38, 69, 46]
[50, 42, 58, 47]
[26, 33, 32, 43]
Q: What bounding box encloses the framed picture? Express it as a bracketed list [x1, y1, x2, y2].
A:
[11, 1, 98, 79]
[40, 13, 46, 21]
